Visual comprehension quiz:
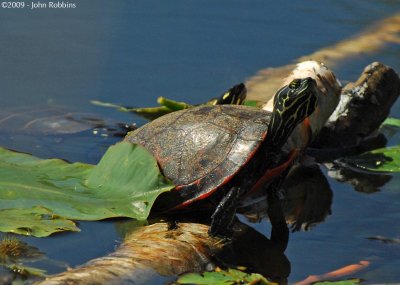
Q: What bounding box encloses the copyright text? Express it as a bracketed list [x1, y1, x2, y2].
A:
[1, 1, 77, 9]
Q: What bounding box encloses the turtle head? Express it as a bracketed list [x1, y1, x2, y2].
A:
[208, 83, 247, 105]
[268, 77, 318, 148]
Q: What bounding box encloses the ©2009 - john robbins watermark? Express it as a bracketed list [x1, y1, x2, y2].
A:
[1, 1, 77, 9]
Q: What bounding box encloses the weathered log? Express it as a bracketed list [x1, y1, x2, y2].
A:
[35, 223, 221, 285]
[312, 62, 400, 151]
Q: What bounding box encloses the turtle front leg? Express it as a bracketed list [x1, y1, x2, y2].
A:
[209, 186, 242, 238]
[267, 194, 289, 251]
[267, 175, 289, 252]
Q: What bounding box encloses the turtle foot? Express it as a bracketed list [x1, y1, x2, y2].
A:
[209, 186, 241, 238]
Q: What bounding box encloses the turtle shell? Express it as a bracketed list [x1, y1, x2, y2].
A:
[125, 105, 272, 206]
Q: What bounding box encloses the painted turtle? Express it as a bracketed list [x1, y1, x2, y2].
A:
[125, 77, 318, 237]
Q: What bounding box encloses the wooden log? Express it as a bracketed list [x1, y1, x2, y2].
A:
[35, 223, 221, 284]
[312, 62, 400, 150]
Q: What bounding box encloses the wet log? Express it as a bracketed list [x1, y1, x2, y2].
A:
[311, 62, 400, 154]
[35, 223, 221, 285]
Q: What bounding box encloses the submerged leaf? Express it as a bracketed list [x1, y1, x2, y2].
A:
[366, 235, 400, 244]
[340, 145, 400, 172]
[177, 268, 273, 285]
[0, 235, 43, 263]
[6, 264, 47, 278]
[0, 143, 174, 237]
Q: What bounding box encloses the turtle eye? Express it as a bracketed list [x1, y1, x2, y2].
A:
[289, 79, 301, 90]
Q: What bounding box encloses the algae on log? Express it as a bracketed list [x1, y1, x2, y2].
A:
[246, 13, 400, 103]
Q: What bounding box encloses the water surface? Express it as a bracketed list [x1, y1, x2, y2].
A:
[1, 1, 400, 283]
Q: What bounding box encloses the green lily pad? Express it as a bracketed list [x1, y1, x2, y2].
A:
[0, 207, 79, 237]
[0, 142, 174, 237]
[341, 145, 400, 173]
[85, 142, 174, 220]
[177, 268, 273, 285]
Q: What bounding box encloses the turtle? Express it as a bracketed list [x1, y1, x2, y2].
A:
[101, 82, 248, 120]
[125, 77, 318, 237]
[204, 82, 247, 106]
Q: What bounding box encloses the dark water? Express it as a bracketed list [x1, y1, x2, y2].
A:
[1, 1, 400, 284]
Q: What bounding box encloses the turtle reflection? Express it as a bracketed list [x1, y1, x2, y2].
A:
[240, 164, 333, 232]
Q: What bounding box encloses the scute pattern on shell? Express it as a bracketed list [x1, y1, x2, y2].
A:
[125, 105, 271, 200]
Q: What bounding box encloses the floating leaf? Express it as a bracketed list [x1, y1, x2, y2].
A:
[177, 268, 274, 285]
[157, 96, 192, 110]
[91, 100, 173, 120]
[340, 145, 400, 172]
[382, 117, 400, 128]
[85, 142, 174, 220]
[92, 84, 250, 121]
[0, 142, 174, 237]
[0, 207, 79, 237]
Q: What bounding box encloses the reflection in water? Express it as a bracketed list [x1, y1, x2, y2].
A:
[113, 165, 335, 284]
[327, 161, 392, 194]
[9, 160, 395, 284]
[114, 217, 291, 284]
[215, 223, 290, 284]
[240, 164, 333, 232]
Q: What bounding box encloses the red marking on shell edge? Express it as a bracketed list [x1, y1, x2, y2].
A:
[172, 131, 269, 210]
[248, 149, 299, 195]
